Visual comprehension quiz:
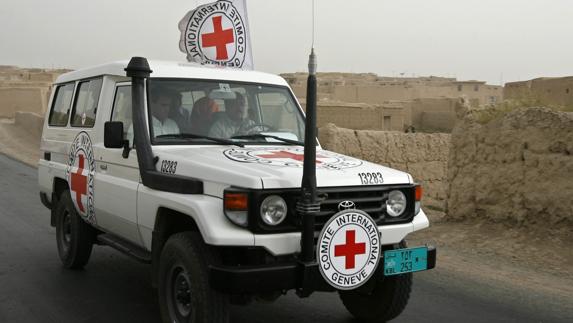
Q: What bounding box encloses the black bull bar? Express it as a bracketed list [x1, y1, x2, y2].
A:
[209, 246, 436, 294]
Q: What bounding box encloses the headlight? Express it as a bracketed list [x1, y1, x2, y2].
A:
[260, 195, 287, 226]
[386, 190, 407, 217]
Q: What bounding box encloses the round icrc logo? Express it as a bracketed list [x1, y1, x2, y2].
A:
[317, 209, 381, 290]
[66, 132, 96, 224]
[223, 147, 363, 170]
[180, 0, 248, 67]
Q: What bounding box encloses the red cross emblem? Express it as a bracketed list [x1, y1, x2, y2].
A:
[201, 16, 234, 60]
[334, 230, 366, 269]
[257, 150, 325, 164]
[70, 154, 88, 213]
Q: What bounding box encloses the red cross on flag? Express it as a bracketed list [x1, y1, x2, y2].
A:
[179, 0, 254, 70]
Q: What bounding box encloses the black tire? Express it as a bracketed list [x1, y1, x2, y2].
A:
[55, 190, 95, 269]
[339, 241, 412, 322]
[158, 232, 229, 323]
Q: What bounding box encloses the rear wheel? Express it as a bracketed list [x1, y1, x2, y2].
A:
[55, 190, 95, 269]
[339, 241, 412, 322]
[158, 232, 229, 323]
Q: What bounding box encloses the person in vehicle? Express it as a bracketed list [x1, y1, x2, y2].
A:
[208, 92, 255, 139]
[149, 88, 180, 137]
[127, 87, 179, 143]
[190, 97, 219, 136]
[169, 92, 192, 134]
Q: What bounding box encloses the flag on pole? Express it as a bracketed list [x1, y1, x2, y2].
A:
[178, 0, 254, 70]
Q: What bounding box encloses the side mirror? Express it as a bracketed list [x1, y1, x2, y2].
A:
[104, 121, 125, 148]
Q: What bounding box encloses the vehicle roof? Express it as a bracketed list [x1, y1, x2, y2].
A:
[55, 60, 289, 87]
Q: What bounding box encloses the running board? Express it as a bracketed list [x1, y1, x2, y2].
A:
[97, 233, 152, 264]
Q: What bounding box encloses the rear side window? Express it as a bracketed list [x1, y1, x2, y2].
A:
[71, 78, 103, 127]
[48, 83, 75, 126]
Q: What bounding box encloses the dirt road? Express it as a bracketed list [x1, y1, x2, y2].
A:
[0, 153, 571, 322]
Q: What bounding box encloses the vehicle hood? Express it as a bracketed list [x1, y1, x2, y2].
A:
[153, 146, 412, 190]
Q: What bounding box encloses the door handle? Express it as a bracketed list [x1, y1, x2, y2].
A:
[99, 164, 108, 171]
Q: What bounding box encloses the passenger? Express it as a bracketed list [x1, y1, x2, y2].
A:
[127, 88, 179, 142]
[148, 88, 180, 137]
[208, 93, 255, 139]
[190, 97, 219, 136]
[169, 92, 192, 134]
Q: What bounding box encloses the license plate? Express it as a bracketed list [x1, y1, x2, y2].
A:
[383, 246, 428, 276]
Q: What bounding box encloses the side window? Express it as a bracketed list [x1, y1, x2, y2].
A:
[48, 83, 75, 127]
[111, 85, 132, 140]
[71, 78, 103, 127]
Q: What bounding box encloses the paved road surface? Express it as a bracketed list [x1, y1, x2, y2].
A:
[0, 154, 570, 323]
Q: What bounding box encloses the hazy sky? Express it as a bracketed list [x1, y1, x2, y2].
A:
[1, 0, 572, 84]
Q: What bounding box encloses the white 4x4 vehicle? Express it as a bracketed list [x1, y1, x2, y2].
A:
[38, 57, 435, 323]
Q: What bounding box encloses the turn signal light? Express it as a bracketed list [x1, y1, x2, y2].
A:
[415, 185, 423, 201]
[224, 192, 248, 211]
[414, 185, 422, 215]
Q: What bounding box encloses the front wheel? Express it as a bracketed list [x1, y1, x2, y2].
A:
[158, 232, 229, 323]
[339, 242, 412, 322]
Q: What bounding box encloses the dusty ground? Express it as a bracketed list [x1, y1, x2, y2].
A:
[410, 219, 573, 311]
[1, 118, 572, 314]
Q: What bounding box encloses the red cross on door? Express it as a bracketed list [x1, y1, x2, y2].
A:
[201, 16, 234, 60]
[334, 230, 366, 270]
[257, 150, 325, 164]
[70, 154, 88, 212]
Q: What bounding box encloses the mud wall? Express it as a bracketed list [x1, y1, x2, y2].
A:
[15, 111, 44, 139]
[0, 87, 49, 118]
[0, 66, 68, 118]
[283, 72, 503, 107]
[316, 102, 405, 131]
[447, 107, 573, 228]
[504, 77, 573, 108]
[318, 123, 450, 220]
[406, 98, 458, 132]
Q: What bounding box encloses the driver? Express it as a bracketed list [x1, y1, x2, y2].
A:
[208, 92, 255, 138]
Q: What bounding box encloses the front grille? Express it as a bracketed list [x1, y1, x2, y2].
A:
[245, 184, 416, 234]
[310, 185, 415, 229]
[316, 187, 386, 227]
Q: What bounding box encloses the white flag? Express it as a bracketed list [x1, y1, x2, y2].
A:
[178, 0, 254, 70]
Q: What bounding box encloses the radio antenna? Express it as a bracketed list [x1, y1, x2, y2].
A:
[311, 0, 316, 49]
[298, 0, 319, 274]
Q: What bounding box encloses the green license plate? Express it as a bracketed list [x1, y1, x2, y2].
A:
[383, 246, 428, 276]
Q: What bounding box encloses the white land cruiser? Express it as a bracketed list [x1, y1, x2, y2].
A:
[38, 57, 436, 323]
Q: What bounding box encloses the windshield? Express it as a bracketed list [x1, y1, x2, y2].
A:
[147, 79, 305, 145]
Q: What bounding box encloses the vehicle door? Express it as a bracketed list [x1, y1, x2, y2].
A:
[93, 82, 142, 245]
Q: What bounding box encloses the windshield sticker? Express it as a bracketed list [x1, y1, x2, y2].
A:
[219, 83, 231, 92]
[66, 132, 96, 224]
[223, 147, 363, 170]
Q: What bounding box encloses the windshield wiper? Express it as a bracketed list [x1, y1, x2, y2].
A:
[156, 133, 244, 147]
[231, 134, 304, 146]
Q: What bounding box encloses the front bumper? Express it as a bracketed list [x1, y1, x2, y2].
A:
[210, 246, 436, 294]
